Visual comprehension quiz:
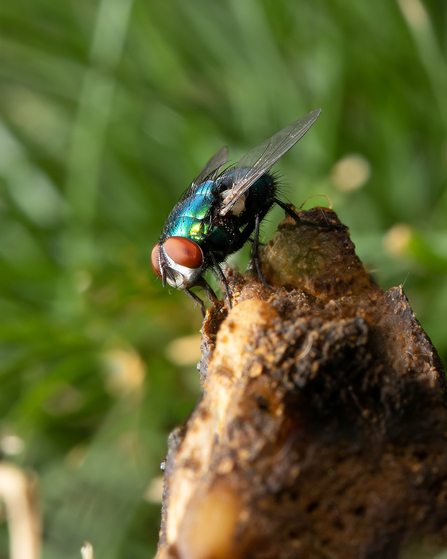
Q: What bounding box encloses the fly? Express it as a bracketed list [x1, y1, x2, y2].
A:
[151, 108, 322, 315]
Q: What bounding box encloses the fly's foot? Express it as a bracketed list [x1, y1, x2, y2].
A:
[276, 200, 346, 232]
[254, 257, 273, 291]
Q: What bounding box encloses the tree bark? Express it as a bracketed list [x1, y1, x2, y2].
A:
[156, 208, 447, 559]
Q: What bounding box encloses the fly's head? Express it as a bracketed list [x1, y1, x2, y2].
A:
[151, 237, 204, 290]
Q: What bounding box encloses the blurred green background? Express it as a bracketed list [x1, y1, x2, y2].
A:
[0, 0, 446, 557]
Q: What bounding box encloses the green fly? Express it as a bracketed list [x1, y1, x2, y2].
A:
[151, 109, 322, 315]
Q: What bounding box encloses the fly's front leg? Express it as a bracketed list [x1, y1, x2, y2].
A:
[184, 277, 219, 318]
[210, 253, 233, 309]
[183, 288, 207, 317]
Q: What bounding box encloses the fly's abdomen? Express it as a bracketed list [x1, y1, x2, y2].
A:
[250, 174, 276, 202]
[239, 174, 277, 222]
[255, 173, 275, 191]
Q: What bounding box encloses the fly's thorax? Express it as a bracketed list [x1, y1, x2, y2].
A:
[167, 215, 210, 244]
[201, 222, 239, 260]
[162, 181, 217, 244]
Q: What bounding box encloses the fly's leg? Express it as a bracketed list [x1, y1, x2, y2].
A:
[199, 277, 220, 306]
[274, 198, 344, 230]
[234, 206, 274, 289]
[210, 253, 233, 309]
[184, 277, 219, 318]
[183, 288, 207, 317]
[251, 213, 272, 290]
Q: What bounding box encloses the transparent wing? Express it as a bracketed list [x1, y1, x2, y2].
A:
[219, 109, 321, 216]
[192, 146, 228, 186]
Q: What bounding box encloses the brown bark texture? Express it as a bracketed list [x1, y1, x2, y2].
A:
[156, 207, 447, 559]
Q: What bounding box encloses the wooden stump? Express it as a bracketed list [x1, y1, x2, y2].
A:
[156, 208, 447, 559]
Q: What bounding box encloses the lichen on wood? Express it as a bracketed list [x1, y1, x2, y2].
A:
[156, 207, 447, 559]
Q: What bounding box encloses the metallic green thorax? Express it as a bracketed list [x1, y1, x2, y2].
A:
[162, 181, 215, 244]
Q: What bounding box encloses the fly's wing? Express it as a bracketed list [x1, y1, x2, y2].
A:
[192, 146, 228, 187]
[171, 146, 228, 214]
[219, 109, 321, 216]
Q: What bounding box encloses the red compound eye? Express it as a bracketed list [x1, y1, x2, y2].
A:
[151, 243, 161, 277]
[164, 237, 203, 269]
